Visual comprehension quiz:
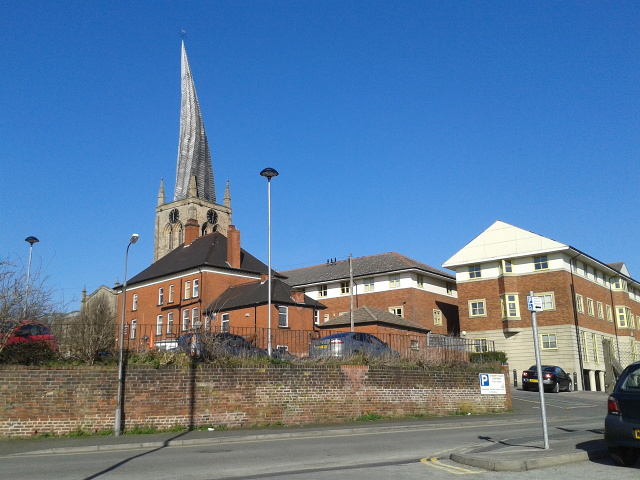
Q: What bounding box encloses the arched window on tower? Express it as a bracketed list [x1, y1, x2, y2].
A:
[165, 224, 174, 250]
[177, 223, 184, 245]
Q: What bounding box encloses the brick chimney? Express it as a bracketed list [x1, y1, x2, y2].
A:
[227, 225, 241, 268]
[184, 218, 199, 246]
[260, 273, 268, 283]
[291, 290, 305, 303]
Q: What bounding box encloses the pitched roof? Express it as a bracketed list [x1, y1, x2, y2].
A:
[205, 278, 325, 313]
[281, 252, 454, 287]
[319, 306, 430, 333]
[127, 232, 275, 286]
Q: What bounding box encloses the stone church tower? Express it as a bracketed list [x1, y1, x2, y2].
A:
[154, 41, 232, 262]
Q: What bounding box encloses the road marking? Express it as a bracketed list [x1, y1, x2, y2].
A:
[421, 456, 484, 475]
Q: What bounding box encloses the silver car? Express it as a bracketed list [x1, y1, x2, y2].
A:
[309, 332, 399, 359]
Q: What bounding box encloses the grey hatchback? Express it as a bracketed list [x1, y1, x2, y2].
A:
[605, 361, 640, 466]
[309, 332, 399, 359]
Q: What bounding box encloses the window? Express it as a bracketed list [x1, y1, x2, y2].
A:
[541, 333, 557, 349]
[501, 294, 520, 319]
[363, 278, 375, 292]
[502, 259, 513, 274]
[597, 302, 604, 319]
[158, 287, 164, 305]
[446, 282, 453, 295]
[612, 277, 623, 290]
[184, 281, 191, 299]
[592, 334, 599, 364]
[132, 294, 138, 311]
[474, 339, 488, 353]
[468, 265, 481, 279]
[221, 313, 229, 332]
[182, 309, 189, 331]
[417, 275, 424, 288]
[469, 299, 486, 317]
[616, 306, 630, 328]
[388, 306, 404, 317]
[433, 309, 442, 326]
[167, 312, 174, 334]
[130, 319, 137, 340]
[340, 282, 350, 295]
[323, 313, 329, 323]
[534, 256, 548, 270]
[581, 331, 588, 361]
[169, 284, 174, 303]
[156, 315, 163, 336]
[313, 310, 319, 326]
[193, 279, 199, 298]
[535, 292, 555, 311]
[205, 315, 211, 330]
[318, 285, 327, 298]
[575, 294, 584, 314]
[606, 305, 613, 322]
[411, 339, 419, 351]
[192, 307, 199, 328]
[278, 306, 288, 327]
[388, 274, 400, 288]
[587, 298, 595, 317]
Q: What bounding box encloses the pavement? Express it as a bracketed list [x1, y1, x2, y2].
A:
[0, 390, 611, 473]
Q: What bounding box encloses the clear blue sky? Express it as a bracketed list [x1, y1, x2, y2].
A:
[2, 2, 638, 312]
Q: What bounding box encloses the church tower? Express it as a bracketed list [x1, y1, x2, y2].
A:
[154, 41, 232, 262]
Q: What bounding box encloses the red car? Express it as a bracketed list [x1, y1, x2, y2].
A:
[0, 320, 59, 351]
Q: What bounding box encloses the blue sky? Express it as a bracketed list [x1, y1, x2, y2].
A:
[2, 2, 638, 312]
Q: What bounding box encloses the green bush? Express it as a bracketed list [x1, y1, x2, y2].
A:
[469, 351, 507, 364]
[0, 342, 60, 365]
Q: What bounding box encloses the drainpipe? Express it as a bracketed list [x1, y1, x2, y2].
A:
[569, 254, 585, 391]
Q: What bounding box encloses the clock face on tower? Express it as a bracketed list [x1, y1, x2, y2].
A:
[207, 209, 217, 225]
[169, 209, 179, 224]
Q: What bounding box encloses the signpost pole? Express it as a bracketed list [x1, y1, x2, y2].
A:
[529, 291, 550, 450]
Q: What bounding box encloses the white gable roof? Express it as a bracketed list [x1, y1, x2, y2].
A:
[443, 221, 570, 268]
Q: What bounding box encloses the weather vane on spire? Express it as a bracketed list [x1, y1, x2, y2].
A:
[180, 29, 186, 40]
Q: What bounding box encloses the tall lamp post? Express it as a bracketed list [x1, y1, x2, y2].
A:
[23, 236, 39, 318]
[114, 233, 139, 436]
[260, 167, 278, 357]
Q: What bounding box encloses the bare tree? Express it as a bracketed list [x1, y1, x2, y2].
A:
[55, 295, 116, 364]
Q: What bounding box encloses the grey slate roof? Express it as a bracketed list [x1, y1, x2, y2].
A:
[607, 262, 625, 273]
[127, 232, 278, 286]
[319, 306, 430, 333]
[281, 252, 454, 287]
[205, 278, 325, 314]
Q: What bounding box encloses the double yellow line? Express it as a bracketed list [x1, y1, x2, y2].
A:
[421, 456, 483, 475]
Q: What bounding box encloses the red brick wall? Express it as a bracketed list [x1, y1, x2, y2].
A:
[0, 365, 510, 437]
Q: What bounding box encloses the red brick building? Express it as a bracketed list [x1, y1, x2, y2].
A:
[443, 220, 640, 391]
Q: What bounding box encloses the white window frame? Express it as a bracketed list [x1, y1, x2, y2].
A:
[313, 310, 319, 326]
[541, 333, 558, 349]
[581, 331, 588, 361]
[534, 256, 549, 270]
[132, 294, 138, 311]
[221, 313, 229, 332]
[323, 313, 329, 323]
[473, 338, 488, 353]
[169, 284, 174, 303]
[606, 304, 613, 322]
[184, 281, 191, 300]
[587, 298, 595, 317]
[469, 299, 486, 317]
[597, 301, 604, 319]
[592, 333, 599, 364]
[182, 309, 189, 331]
[318, 285, 327, 298]
[193, 279, 199, 298]
[158, 287, 164, 305]
[501, 294, 520, 319]
[388, 306, 404, 317]
[616, 306, 630, 328]
[130, 319, 137, 340]
[433, 309, 442, 326]
[417, 274, 424, 288]
[278, 306, 289, 327]
[167, 312, 174, 334]
[192, 307, 199, 328]
[535, 292, 555, 311]
[388, 274, 400, 288]
[156, 315, 163, 336]
[502, 259, 513, 274]
[340, 282, 350, 295]
[575, 294, 584, 314]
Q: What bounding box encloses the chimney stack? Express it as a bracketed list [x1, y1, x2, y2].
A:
[184, 218, 199, 246]
[291, 290, 305, 303]
[227, 225, 241, 268]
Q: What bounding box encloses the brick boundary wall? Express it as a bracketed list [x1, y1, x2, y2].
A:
[0, 364, 511, 437]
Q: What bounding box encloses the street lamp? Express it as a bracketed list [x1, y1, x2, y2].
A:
[23, 236, 39, 318]
[115, 233, 139, 436]
[260, 167, 278, 357]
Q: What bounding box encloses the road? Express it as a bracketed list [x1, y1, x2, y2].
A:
[1, 389, 636, 479]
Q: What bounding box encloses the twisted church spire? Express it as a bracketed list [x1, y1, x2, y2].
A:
[174, 41, 216, 203]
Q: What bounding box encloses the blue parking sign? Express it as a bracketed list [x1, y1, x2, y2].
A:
[480, 374, 490, 386]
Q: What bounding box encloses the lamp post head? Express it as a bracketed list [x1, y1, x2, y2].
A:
[260, 167, 279, 179]
[129, 233, 139, 245]
[25, 236, 39, 246]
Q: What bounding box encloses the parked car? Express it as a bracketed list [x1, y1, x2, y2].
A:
[521, 365, 572, 393]
[309, 332, 399, 359]
[0, 320, 59, 351]
[605, 361, 640, 467]
[177, 332, 267, 358]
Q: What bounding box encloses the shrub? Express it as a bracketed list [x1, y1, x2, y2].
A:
[0, 342, 59, 365]
[469, 351, 507, 364]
